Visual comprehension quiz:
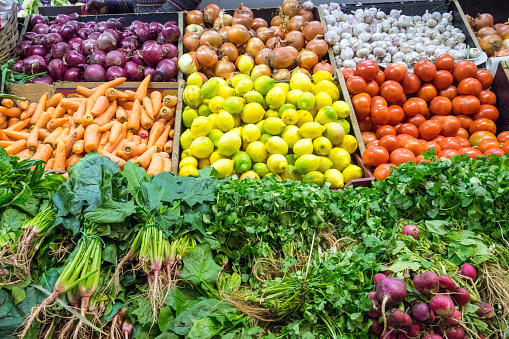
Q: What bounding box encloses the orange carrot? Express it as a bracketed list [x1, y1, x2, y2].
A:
[66, 154, 82, 170]
[111, 137, 129, 154]
[162, 157, 172, 172]
[53, 128, 69, 148]
[45, 158, 55, 170]
[159, 106, 174, 120]
[118, 100, 134, 110]
[1, 98, 14, 108]
[94, 100, 117, 126]
[30, 93, 48, 125]
[142, 97, 154, 119]
[63, 132, 76, 157]
[123, 142, 148, 157]
[0, 122, 7, 130]
[126, 130, 135, 140]
[116, 106, 127, 122]
[134, 75, 151, 101]
[99, 131, 110, 149]
[20, 103, 36, 120]
[5, 140, 26, 155]
[163, 95, 177, 108]
[7, 118, 19, 127]
[52, 103, 66, 119]
[0, 113, 7, 126]
[84, 124, 101, 152]
[106, 88, 129, 101]
[47, 93, 64, 108]
[98, 149, 127, 168]
[159, 152, 170, 159]
[139, 128, 149, 145]
[140, 106, 153, 129]
[127, 100, 141, 131]
[27, 126, 40, 151]
[147, 153, 163, 175]
[150, 91, 162, 114]
[0, 130, 8, 141]
[15, 149, 31, 160]
[47, 117, 70, 131]
[16, 100, 29, 110]
[164, 140, 173, 153]
[0, 107, 22, 118]
[60, 98, 84, 111]
[76, 86, 94, 97]
[99, 121, 115, 132]
[108, 121, 123, 143]
[53, 140, 66, 171]
[124, 90, 136, 101]
[2, 130, 29, 140]
[135, 145, 157, 169]
[89, 78, 127, 102]
[91, 96, 109, 116]
[73, 140, 85, 154]
[154, 123, 172, 151]
[73, 101, 87, 126]
[147, 120, 165, 148]
[169, 129, 174, 139]
[82, 113, 94, 128]
[0, 140, 14, 147]
[7, 119, 30, 131]
[35, 111, 52, 128]
[44, 127, 62, 146]
[38, 129, 50, 140]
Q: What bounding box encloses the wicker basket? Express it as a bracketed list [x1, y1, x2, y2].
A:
[0, 1, 19, 64]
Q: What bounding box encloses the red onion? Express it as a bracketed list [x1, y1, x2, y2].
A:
[44, 53, 53, 65]
[31, 74, 55, 84]
[67, 21, 83, 32]
[90, 50, 107, 66]
[142, 43, 163, 66]
[134, 24, 153, 43]
[44, 33, 64, 49]
[105, 50, 126, 68]
[31, 34, 46, 45]
[51, 42, 70, 59]
[68, 13, 79, 20]
[97, 32, 117, 52]
[124, 61, 144, 81]
[162, 44, 177, 58]
[96, 22, 108, 33]
[64, 50, 87, 67]
[55, 14, 70, 25]
[144, 66, 156, 79]
[68, 37, 83, 52]
[107, 17, 125, 31]
[23, 55, 47, 74]
[148, 22, 163, 37]
[24, 32, 37, 41]
[104, 28, 121, 44]
[31, 15, 48, 26]
[84, 64, 106, 82]
[82, 39, 98, 56]
[164, 21, 177, 28]
[89, 32, 101, 40]
[106, 66, 127, 81]
[28, 45, 48, 57]
[11, 60, 24, 73]
[78, 28, 94, 40]
[48, 59, 68, 80]
[130, 50, 146, 66]
[129, 20, 145, 30]
[33, 24, 49, 34]
[59, 25, 76, 41]
[154, 59, 177, 81]
[142, 39, 158, 48]
[120, 37, 139, 53]
[64, 67, 84, 81]
[85, 21, 96, 29]
[16, 41, 33, 57]
[157, 26, 180, 44]
[49, 25, 62, 34]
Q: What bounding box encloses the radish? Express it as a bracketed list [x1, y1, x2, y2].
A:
[387, 310, 412, 330]
[380, 331, 397, 339]
[433, 326, 444, 336]
[445, 326, 466, 339]
[369, 319, 383, 335]
[413, 271, 439, 295]
[460, 263, 476, 281]
[429, 295, 456, 317]
[411, 301, 431, 322]
[454, 288, 471, 306]
[438, 275, 458, 292]
[374, 273, 388, 286]
[408, 323, 420, 336]
[397, 334, 409, 339]
[368, 292, 382, 317]
[376, 277, 407, 306]
[381, 265, 392, 276]
[446, 310, 462, 325]
[423, 335, 443, 339]
[474, 302, 495, 319]
[402, 224, 420, 239]
[429, 310, 436, 324]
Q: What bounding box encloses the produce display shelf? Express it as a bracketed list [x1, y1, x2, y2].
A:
[490, 62, 509, 134]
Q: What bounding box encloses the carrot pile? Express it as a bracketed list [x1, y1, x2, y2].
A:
[0, 75, 177, 176]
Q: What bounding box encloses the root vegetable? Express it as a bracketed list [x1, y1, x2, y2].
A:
[444, 326, 466, 339]
[460, 263, 476, 280]
[454, 288, 471, 306]
[474, 302, 495, 318]
[374, 273, 388, 286]
[368, 292, 382, 317]
[412, 302, 431, 322]
[413, 271, 439, 295]
[369, 319, 383, 335]
[446, 310, 462, 325]
[402, 224, 420, 239]
[387, 309, 412, 330]
[429, 294, 455, 317]
[438, 275, 458, 292]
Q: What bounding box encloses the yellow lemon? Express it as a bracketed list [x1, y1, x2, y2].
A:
[299, 122, 325, 139]
[246, 141, 268, 163]
[187, 72, 203, 87]
[293, 138, 313, 158]
[294, 154, 321, 174]
[264, 109, 280, 119]
[312, 70, 334, 83]
[281, 108, 299, 125]
[281, 125, 302, 148]
[230, 127, 242, 139]
[240, 171, 260, 179]
[237, 55, 254, 74]
[182, 107, 198, 128]
[218, 131, 242, 156]
[181, 149, 193, 159]
[211, 77, 228, 86]
[265, 86, 286, 110]
[241, 102, 265, 124]
[191, 116, 212, 139]
[267, 154, 288, 173]
[297, 92, 315, 111]
[242, 124, 261, 143]
[315, 106, 338, 125]
[259, 133, 271, 144]
[180, 129, 194, 150]
[235, 78, 254, 97]
[190, 136, 214, 159]
[323, 122, 345, 146]
[337, 118, 351, 135]
[233, 114, 242, 127]
[179, 165, 199, 177]
[317, 156, 333, 173]
[266, 136, 288, 155]
[216, 111, 235, 132]
[290, 72, 312, 92]
[286, 89, 303, 106]
[296, 110, 314, 128]
[209, 96, 225, 113]
[342, 164, 363, 183]
[244, 90, 264, 105]
[339, 135, 358, 154]
[232, 151, 252, 173]
[328, 147, 351, 171]
[313, 137, 332, 156]
[210, 150, 226, 164]
[264, 117, 286, 135]
[302, 171, 326, 186]
[198, 103, 212, 117]
[211, 159, 235, 179]
[207, 129, 223, 148]
[208, 113, 218, 129]
[183, 85, 202, 108]
[279, 103, 296, 116]
[231, 73, 251, 87]
[198, 158, 211, 169]
[332, 101, 351, 118]
[315, 80, 339, 101]
[180, 156, 198, 168]
[254, 75, 274, 96]
[314, 92, 332, 111]
[256, 120, 265, 134]
[223, 96, 244, 114]
[200, 78, 220, 99]
[275, 83, 290, 94]
[280, 165, 302, 181]
[324, 169, 344, 188]
[217, 85, 236, 99]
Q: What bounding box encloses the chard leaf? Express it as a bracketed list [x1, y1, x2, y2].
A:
[180, 244, 223, 289]
[84, 199, 136, 223]
[187, 317, 223, 339]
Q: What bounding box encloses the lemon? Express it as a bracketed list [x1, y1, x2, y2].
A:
[198, 158, 211, 169]
[337, 119, 351, 135]
[328, 147, 351, 171]
[315, 106, 338, 125]
[183, 85, 202, 108]
[279, 103, 296, 116]
[244, 90, 264, 105]
[339, 135, 358, 154]
[218, 131, 242, 156]
[235, 78, 254, 97]
[181, 149, 193, 159]
[264, 173, 282, 180]
[281, 125, 302, 148]
[253, 162, 270, 177]
[313, 137, 332, 156]
[230, 127, 242, 138]
[266, 136, 288, 155]
[314, 92, 332, 111]
[280, 165, 302, 181]
[216, 112, 235, 132]
[209, 96, 225, 113]
[267, 154, 288, 173]
[198, 103, 212, 117]
[293, 138, 313, 158]
[295, 154, 321, 174]
[211, 159, 235, 179]
[309, 107, 318, 118]
[324, 169, 344, 188]
[312, 70, 334, 83]
[332, 101, 350, 118]
[233, 114, 242, 127]
[208, 113, 218, 129]
[323, 122, 345, 146]
[232, 151, 252, 173]
[290, 72, 312, 92]
[182, 107, 199, 128]
[210, 150, 226, 164]
[252, 75, 273, 96]
[191, 116, 212, 139]
[296, 110, 314, 128]
[180, 129, 194, 150]
[265, 86, 286, 110]
[285, 154, 296, 166]
[212, 77, 228, 86]
[246, 141, 267, 163]
[299, 122, 325, 139]
[201, 78, 220, 99]
[264, 117, 286, 135]
[217, 85, 236, 99]
[180, 165, 199, 176]
[315, 80, 339, 101]
[302, 171, 325, 186]
[256, 121, 265, 134]
[297, 92, 315, 111]
[231, 73, 251, 88]
[190, 136, 214, 159]
[342, 164, 363, 183]
[259, 133, 271, 144]
[264, 109, 280, 119]
[242, 124, 261, 143]
[241, 102, 265, 124]
[286, 89, 303, 106]
[237, 55, 254, 74]
[180, 156, 198, 168]
[223, 96, 244, 114]
[187, 72, 203, 87]
[281, 108, 299, 125]
[275, 83, 290, 94]
[317, 156, 333, 173]
[240, 170, 260, 179]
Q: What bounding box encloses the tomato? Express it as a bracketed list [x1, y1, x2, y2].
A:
[424, 142, 442, 155]
[438, 149, 461, 159]
[469, 118, 497, 135]
[374, 163, 395, 181]
[347, 76, 367, 94]
[431, 115, 445, 123]
[352, 93, 371, 120]
[429, 96, 452, 115]
[401, 138, 424, 156]
[452, 60, 477, 82]
[361, 131, 378, 146]
[363, 146, 389, 167]
[376, 125, 396, 139]
[473, 105, 499, 121]
[484, 148, 505, 157]
[451, 96, 463, 115]
[459, 147, 483, 159]
[365, 80, 379, 97]
[390, 148, 416, 165]
[384, 63, 407, 82]
[406, 114, 426, 127]
[375, 70, 385, 85]
[469, 131, 497, 147]
[422, 109, 432, 120]
[456, 128, 469, 139]
[366, 140, 380, 149]
[438, 85, 458, 100]
[397, 123, 419, 138]
[419, 120, 441, 140]
[371, 105, 391, 125]
[380, 80, 404, 103]
[378, 135, 399, 153]
[432, 135, 445, 144]
[497, 131, 509, 143]
[439, 137, 461, 150]
[478, 139, 501, 153]
[475, 69, 494, 90]
[432, 70, 454, 89]
[502, 140, 509, 153]
[458, 78, 482, 96]
[416, 84, 438, 102]
[456, 136, 471, 147]
[342, 68, 356, 80]
[401, 73, 421, 94]
[358, 118, 372, 132]
[478, 90, 496, 105]
[461, 95, 481, 115]
[394, 124, 402, 133]
[403, 97, 427, 117]
[435, 54, 455, 71]
[370, 124, 382, 133]
[371, 96, 387, 108]
[388, 105, 405, 125]
[356, 60, 380, 81]
[440, 116, 460, 137]
[414, 60, 437, 82]
[456, 114, 473, 130]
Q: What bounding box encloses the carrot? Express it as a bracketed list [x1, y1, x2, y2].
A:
[7, 118, 19, 127]
[63, 132, 76, 157]
[8, 119, 30, 132]
[112, 137, 129, 154]
[142, 97, 155, 119]
[0, 129, 8, 141]
[0, 107, 22, 118]
[154, 123, 172, 151]
[82, 113, 94, 128]
[91, 96, 109, 116]
[135, 145, 157, 169]
[159, 152, 170, 159]
[115, 106, 127, 123]
[89, 78, 127, 102]
[163, 95, 177, 108]
[27, 126, 40, 151]
[1, 98, 14, 108]
[124, 90, 136, 101]
[20, 128, 30, 133]
[0, 122, 7, 130]
[118, 100, 134, 110]
[94, 100, 117, 126]
[139, 128, 149, 145]
[146, 153, 163, 175]
[97, 149, 127, 168]
[147, 120, 165, 148]
[99, 121, 115, 132]
[47, 93, 64, 108]
[44, 127, 62, 146]
[150, 91, 163, 114]
[45, 158, 55, 170]
[73, 101, 87, 126]
[66, 154, 82, 170]
[53, 128, 69, 148]
[0, 140, 14, 147]
[140, 106, 153, 129]
[35, 111, 52, 129]
[20, 103, 36, 120]
[169, 129, 175, 139]
[15, 149, 31, 160]
[134, 75, 151, 101]
[168, 117, 175, 129]
[60, 98, 83, 111]
[76, 86, 94, 97]
[0, 113, 7, 126]
[2, 130, 29, 140]
[30, 93, 48, 125]
[53, 140, 66, 171]
[47, 117, 70, 131]
[126, 130, 135, 140]
[73, 140, 85, 154]
[124, 142, 148, 157]
[162, 157, 172, 172]
[108, 121, 122, 143]
[164, 140, 173, 153]
[52, 103, 66, 119]
[5, 140, 26, 155]
[131, 135, 141, 144]
[84, 124, 101, 153]
[38, 129, 50, 140]
[16, 100, 29, 110]
[159, 106, 174, 120]
[99, 131, 110, 149]
[106, 88, 129, 101]
[127, 100, 141, 131]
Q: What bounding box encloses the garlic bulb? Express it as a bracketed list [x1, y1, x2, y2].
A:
[390, 9, 401, 19]
[339, 39, 350, 49]
[341, 47, 354, 60]
[373, 47, 386, 57]
[343, 59, 356, 68]
[422, 10, 432, 22]
[302, 0, 314, 10]
[426, 19, 438, 28]
[357, 48, 370, 58]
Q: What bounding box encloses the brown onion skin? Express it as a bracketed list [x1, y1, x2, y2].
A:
[234, 4, 253, 18]
[497, 24, 509, 40]
[271, 16, 284, 27]
[219, 26, 231, 41]
[306, 38, 328, 58]
[476, 26, 497, 38]
[214, 14, 233, 29]
[475, 13, 494, 31]
[220, 42, 238, 62]
[255, 48, 271, 65]
[196, 45, 218, 68]
[272, 68, 291, 80]
[496, 48, 509, 56]
[267, 47, 295, 69]
[227, 25, 251, 46]
[232, 13, 254, 30]
[204, 4, 221, 25]
[313, 61, 334, 74]
[251, 64, 271, 79]
[184, 32, 200, 52]
[300, 9, 314, 22]
[282, 0, 302, 18]
[257, 27, 275, 43]
[295, 67, 311, 76]
[286, 31, 305, 50]
[198, 72, 208, 83]
[266, 37, 286, 49]
[245, 37, 265, 57]
[270, 26, 286, 39]
[286, 46, 299, 58]
[200, 31, 222, 48]
[297, 50, 318, 70]
[186, 10, 204, 25]
[480, 34, 503, 56]
[252, 18, 268, 31]
[203, 67, 215, 78]
[214, 57, 236, 78]
[287, 16, 305, 32]
[303, 21, 325, 41]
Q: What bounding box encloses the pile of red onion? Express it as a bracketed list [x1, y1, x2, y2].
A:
[15, 14, 180, 83]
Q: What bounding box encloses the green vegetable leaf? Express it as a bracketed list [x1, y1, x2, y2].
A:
[180, 244, 223, 289]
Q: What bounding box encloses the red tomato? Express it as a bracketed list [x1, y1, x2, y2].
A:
[370, 124, 382, 134]
[347, 76, 367, 94]
[478, 139, 501, 153]
[374, 163, 395, 180]
[380, 80, 404, 103]
[416, 84, 438, 102]
[458, 78, 482, 96]
[403, 97, 427, 117]
[356, 60, 380, 81]
[375, 70, 385, 85]
[422, 109, 432, 120]
[384, 63, 407, 82]
[378, 135, 400, 153]
[371, 105, 391, 125]
[388, 105, 405, 125]
[390, 148, 416, 165]
[415, 155, 430, 163]
[459, 147, 483, 159]
[469, 131, 497, 147]
[469, 118, 497, 135]
[432, 70, 454, 89]
[451, 96, 463, 115]
[439, 137, 461, 150]
[394, 124, 402, 132]
[376, 125, 396, 139]
[397, 134, 415, 143]
[456, 115, 473, 130]
[365, 80, 379, 97]
[361, 131, 378, 146]
[478, 90, 496, 105]
[497, 131, 509, 143]
[435, 54, 455, 71]
[395, 92, 407, 107]
[475, 69, 494, 90]
[401, 138, 424, 156]
[429, 96, 452, 115]
[342, 68, 356, 80]
[414, 60, 437, 82]
[407, 114, 426, 127]
[456, 128, 469, 139]
[440, 116, 460, 137]
[461, 95, 481, 115]
[484, 148, 505, 157]
[453, 60, 477, 82]
[366, 140, 380, 148]
[371, 96, 387, 108]
[438, 85, 458, 101]
[456, 136, 471, 147]
[401, 73, 422, 94]
[419, 120, 442, 140]
[473, 105, 499, 121]
[352, 93, 371, 120]
[397, 123, 419, 138]
[358, 118, 372, 132]
[431, 115, 445, 123]
[424, 142, 442, 155]
[502, 140, 509, 153]
[363, 146, 389, 167]
[438, 149, 461, 159]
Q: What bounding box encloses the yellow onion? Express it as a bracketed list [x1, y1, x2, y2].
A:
[250, 64, 271, 80]
[296, 50, 318, 70]
[266, 47, 295, 69]
[252, 18, 268, 31]
[272, 68, 291, 80]
[178, 53, 199, 75]
[196, 45, 218, 68]
[186, 10, 204, 25]
[302, 21, 325, 41]
[220, 42, 238, 62]
[255, 48, 271, 65]
[204, 4, 221, 24]
[227, 25, 251, 46]
[245, 37, 265, 57]
[285, 31, 305, 51]
[480, 34, 503, 56]
[213, 14, 233, 29]
[282, 0, 302, 18]
[214, 57, 235, 78]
